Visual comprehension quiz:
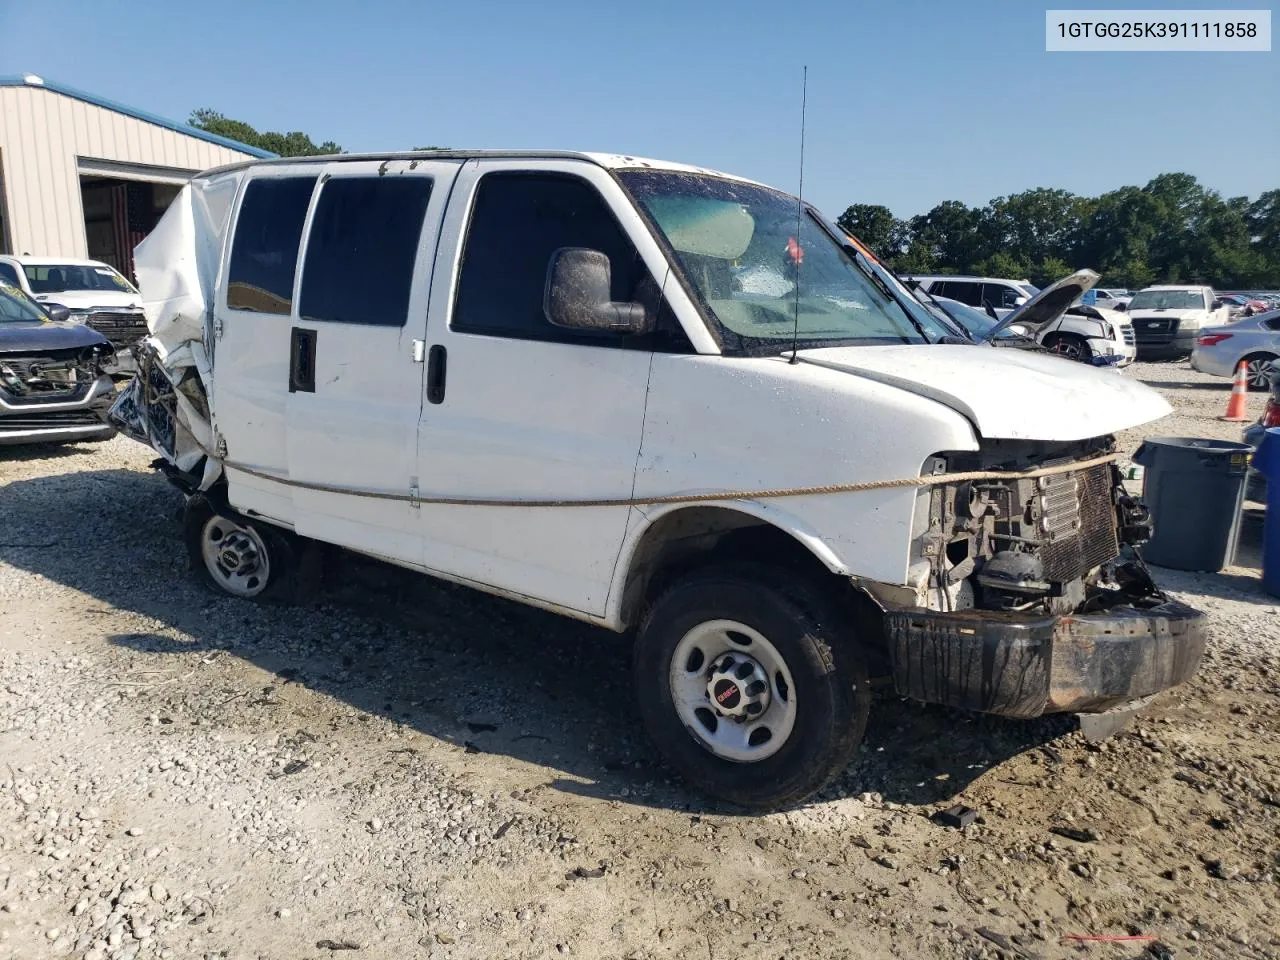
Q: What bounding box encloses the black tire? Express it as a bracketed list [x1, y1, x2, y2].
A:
[1241, 352, 1278, 391]
[1043, 333, 1092, 363]
[633, 564, 870, 809]
[183, 493, 308, 603]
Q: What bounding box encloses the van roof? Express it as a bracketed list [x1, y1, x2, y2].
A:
[1140, 285, 1212, 291]
[196, 150, 766, 187]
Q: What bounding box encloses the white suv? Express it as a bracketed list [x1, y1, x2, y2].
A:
[906, 274, 1136, 366]
[0, 255, 146, 373]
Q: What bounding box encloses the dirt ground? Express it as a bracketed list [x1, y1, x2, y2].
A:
[1, 361, 1277, 960]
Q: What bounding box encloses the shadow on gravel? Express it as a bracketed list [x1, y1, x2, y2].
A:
[1, 466, 1063, 814]
[1137, 380, 1228, 392]
[0, 441, 112, 463]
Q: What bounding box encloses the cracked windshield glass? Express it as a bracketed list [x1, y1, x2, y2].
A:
[619, 170, 950, 352]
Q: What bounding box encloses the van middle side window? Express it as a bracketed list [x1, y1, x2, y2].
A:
[298, 177, 433, 327]
[452, 172, 654, 345]
[226, 177, 317, 315]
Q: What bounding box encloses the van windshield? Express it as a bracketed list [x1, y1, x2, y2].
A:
[617, 170, 951, 354]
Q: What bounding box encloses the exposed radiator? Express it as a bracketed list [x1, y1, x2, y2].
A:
[1039, 464, 1119, 581]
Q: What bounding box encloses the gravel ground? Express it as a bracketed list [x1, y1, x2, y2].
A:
[1, 361, 1277, 960]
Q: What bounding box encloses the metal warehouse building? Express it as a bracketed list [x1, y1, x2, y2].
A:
[0, 73, 271, 279]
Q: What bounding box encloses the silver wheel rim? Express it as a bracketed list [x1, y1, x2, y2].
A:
[200, 514, 271, 598]
[668, 619, 797, 763]
[1246, 358, 1274, 389]
[1051, 339, 1084, 361]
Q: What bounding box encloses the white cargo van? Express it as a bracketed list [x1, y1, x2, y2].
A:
[111, 151, 1205, 807]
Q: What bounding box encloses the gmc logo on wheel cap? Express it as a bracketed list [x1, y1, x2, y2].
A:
[712, 679, 741, 709]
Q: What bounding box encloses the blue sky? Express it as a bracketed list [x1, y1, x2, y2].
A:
[2, 0, 1275, 216]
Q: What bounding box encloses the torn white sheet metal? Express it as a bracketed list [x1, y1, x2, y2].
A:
[109, 171, 243, 489]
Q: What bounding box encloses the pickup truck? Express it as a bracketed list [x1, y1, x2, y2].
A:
[1127, 285, 1231, 358]
[110, 151, 1206, 807]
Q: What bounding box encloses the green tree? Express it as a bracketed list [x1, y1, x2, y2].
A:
[836, 171, 1277, 289]
[1076, 186, 1160, 277]
[973, 251, 1032, 281]
[834, 203, 901, 259]
[908, 201, 985, 272]
[189, 109, 341, 157]
[983, 188, 1086, 267]
[1249, 190, 1280, 251]
[1030, 256, 1072, 287]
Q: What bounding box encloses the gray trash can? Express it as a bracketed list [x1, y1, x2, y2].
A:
[1132, 437, 1252, 571]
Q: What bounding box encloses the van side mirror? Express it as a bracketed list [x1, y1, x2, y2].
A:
[44, 303, 71, 322]
[544, 248, 651, 334]
[1012, 295, 1028, 307]
[1115, 302, 1127, 312]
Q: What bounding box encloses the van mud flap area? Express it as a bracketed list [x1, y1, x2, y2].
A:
[882, 598, 1207, 719]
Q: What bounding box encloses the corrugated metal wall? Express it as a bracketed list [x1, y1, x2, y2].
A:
[0, 85, 257, 256]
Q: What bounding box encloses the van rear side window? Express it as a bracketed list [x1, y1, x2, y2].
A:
[299, 177, 433, 327]
[227, 177, 317, 315]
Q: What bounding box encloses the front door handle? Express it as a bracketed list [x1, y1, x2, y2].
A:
[289, 327, 317, 393]
[426, 345, 446, 404]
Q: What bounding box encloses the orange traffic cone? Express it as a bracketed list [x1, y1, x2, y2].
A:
[1221, 361, 1251, 421]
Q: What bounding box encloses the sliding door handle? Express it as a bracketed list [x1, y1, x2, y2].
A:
[289, 327, 317, 393]
[426, 345, 447, 404]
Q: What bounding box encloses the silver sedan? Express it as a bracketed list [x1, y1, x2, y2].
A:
[1190, 309, 1280, 388]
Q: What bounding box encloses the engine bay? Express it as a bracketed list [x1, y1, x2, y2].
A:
[915, 437, 1155, 615]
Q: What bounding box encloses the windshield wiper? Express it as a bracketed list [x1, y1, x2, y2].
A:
[908, 287, 982, 345]
[847, 249, 939, 343]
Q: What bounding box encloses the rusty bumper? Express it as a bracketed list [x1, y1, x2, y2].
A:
[882, 600, 1207, 718]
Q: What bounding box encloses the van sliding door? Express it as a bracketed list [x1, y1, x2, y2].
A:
[283, 159, 462, 565]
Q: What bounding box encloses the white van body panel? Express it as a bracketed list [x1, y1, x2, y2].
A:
[284, 158, 464, 566]
[623, 353, 980, 594]
[212, 164, 312, 526]
[412, 158, 714, 617]
[115, 150, 1178, 634]
[795, 344, 1170, 441]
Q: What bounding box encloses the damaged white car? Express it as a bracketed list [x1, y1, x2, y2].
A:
[112, 151, 1205, 807]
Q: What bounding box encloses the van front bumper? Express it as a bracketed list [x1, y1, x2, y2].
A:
[881, 599, 1206, 718]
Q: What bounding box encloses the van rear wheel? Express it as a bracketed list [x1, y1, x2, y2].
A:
[634, 565, 870, 809]
[183, 494, 302, 602]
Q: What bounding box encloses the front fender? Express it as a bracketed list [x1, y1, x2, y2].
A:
[604, 500, 850, 629]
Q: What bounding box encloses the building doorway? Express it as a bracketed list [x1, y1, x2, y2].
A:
[79, 176, 182, 282]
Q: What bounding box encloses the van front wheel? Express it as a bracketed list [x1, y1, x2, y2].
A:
[634, 565, 870, 808]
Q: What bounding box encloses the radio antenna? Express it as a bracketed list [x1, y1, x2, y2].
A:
[789, 65, 808, 364]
